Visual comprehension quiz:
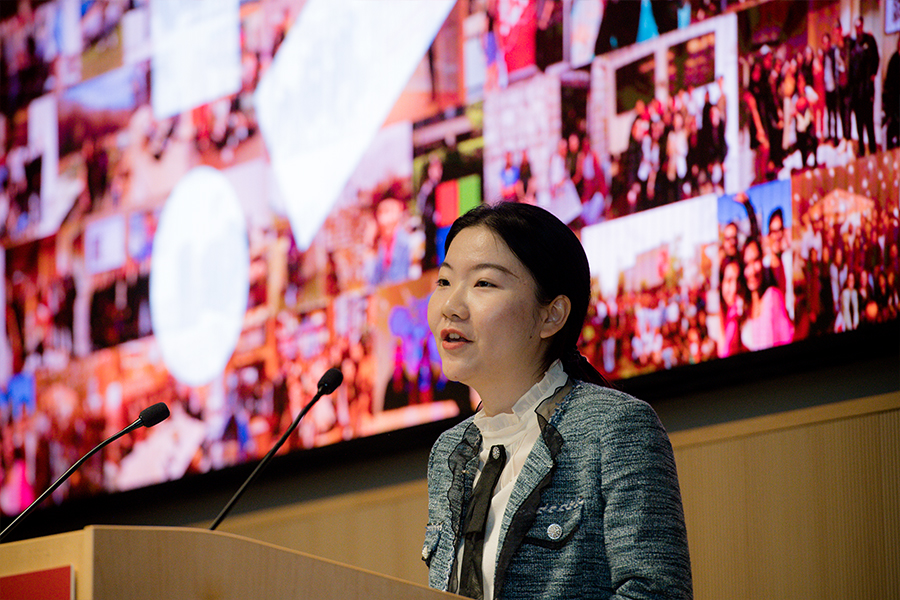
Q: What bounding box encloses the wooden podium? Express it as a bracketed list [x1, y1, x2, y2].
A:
[0, 525, 455, 600]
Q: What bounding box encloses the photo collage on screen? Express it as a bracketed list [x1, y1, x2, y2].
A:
[0, 0, 897, 516]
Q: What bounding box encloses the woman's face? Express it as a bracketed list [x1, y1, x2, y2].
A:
[557, 138, 568, 156]
[768, 214, 784, 253]
[375, 198, 403, 233]
[427, 225, 551, 396]
[723, 223, 738, 257]
[721, 261, 740, 307]
[744, 241, 764, 293]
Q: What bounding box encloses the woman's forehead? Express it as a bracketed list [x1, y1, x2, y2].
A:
[445, 227, 529, 277]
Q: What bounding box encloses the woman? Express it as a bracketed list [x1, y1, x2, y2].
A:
[364, 179, 414, 286]
[812, 47, 826, 138]
[743, 86, 770, 184]
[829, 245, 848, 314]
[840, 270, 859, 331]
[792, 73, 818, 170]
[422, 202, 692, 599]
[575, 135, 607, 225]
[500, 152, 521, 203]
[873, 269, 897, 322]
[740, 237, 794, 351]
[664, 111, 688, 204]
[780, 59, 797, 154]
[548, 138, 582, 224]
[717, 256, 745, 358]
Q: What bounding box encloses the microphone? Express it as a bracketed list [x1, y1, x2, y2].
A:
[138, 401, 171, 428]
[209, 367, 343, 531]
[0, 402, 170, 542]
[316, 366, 343, 395]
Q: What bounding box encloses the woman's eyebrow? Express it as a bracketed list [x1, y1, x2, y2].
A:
[471, 262, 519, 278]
[438, 261, 519, 279]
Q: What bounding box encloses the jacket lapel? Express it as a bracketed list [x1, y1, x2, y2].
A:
[492, 381, 571, 597]
[445, 420, 482, 593]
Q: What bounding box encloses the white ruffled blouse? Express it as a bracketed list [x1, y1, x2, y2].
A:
[461, 360, 568, 600]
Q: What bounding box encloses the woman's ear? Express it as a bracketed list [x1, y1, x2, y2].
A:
[540, 295, 571, 339]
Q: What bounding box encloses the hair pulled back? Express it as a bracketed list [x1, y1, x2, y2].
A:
[445, 202, 609, 386]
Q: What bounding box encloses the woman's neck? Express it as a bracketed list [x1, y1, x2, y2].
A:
[475, 371, 544, 417]
[750, 289, 763, 318]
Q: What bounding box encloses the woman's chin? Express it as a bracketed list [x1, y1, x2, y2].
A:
[440, 367, 468, 387]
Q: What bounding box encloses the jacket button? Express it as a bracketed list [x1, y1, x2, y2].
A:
[547, 523, 562, 540]
[422, 545, 429, 559]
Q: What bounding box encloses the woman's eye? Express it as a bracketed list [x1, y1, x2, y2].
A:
[435, 278, 450, 287]
[475, 280, 496, 288]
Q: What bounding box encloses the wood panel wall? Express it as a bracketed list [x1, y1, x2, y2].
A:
[672, 391, 900, 599]
[213, 390, 900, 598]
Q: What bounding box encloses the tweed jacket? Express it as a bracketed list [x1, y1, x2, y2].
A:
[423, 379, 692, 600]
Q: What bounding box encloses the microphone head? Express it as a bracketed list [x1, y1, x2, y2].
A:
[139, 402, 170, 428]
[317, 368, 343, 395]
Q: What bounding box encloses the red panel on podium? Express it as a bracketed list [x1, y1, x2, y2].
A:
[0, 565, 73, 600]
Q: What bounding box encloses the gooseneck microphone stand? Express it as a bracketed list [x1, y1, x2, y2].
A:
[209, 368, 343, 531]
[0, 402, 170, 543]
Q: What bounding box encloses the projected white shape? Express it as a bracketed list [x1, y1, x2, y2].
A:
[150, 167, 250, 386]
[255, 0, 455, 250]
[150, 0, 241, 120]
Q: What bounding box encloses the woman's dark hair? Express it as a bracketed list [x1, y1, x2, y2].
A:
[371, 177, 411, 205]
[742, 237, 775, 295]
[768, 207, 784, 232]
[719, 255, 746, 308]
[445, 202, 609, 386]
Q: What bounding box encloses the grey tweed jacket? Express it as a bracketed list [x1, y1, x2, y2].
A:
[422, 379, 692, 600]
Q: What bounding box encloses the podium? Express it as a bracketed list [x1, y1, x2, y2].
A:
[0, 525, 455, 599]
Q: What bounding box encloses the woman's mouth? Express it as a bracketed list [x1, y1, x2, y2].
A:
[441, 330, 471, 348]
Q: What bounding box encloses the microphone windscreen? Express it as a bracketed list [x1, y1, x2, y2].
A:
[139, 402, 170, 428]
[317, 368, 344, 394]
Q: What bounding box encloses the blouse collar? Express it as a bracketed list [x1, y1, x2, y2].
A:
[474, 360, 567, 437]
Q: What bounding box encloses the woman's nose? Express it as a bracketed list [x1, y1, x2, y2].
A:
[441, 284, 468, 320]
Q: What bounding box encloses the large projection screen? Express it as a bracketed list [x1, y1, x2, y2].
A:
[0, 0, 896, 521]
